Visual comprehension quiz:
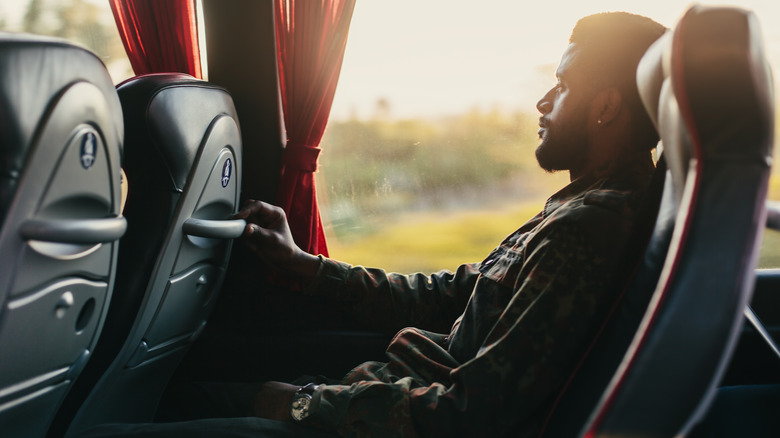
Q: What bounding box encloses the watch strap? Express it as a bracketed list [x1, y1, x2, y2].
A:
[299, 382, 319, 396]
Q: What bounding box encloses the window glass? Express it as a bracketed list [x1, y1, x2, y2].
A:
[318, 0, 780, 273]
[319, 109, 568, 273]
[759, 181, 780, 268]
[0, 0, 132, 83]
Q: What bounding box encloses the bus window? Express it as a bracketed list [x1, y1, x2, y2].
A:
[760, 181, 780, 268]
[318, 107, 568, 273]
[0, 0, 132, 83]
[318, 1, 780, 273]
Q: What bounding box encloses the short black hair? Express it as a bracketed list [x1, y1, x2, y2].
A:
[570, 12, 667, 149]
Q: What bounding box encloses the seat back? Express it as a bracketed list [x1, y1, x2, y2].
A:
[540, 6, 774, 437]
[58, 74, 244, 435]
[0, 33, 125, 438]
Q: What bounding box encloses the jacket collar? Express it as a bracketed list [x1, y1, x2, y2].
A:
[543, 151, 655, 217]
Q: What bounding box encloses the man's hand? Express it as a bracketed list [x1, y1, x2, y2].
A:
[235, 200, 320, 278]
[251, 381, 299, 422]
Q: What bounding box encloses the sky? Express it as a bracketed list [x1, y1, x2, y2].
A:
[330, 0, 780, 120]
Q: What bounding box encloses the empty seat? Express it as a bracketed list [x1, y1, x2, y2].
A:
[0, 33, 125, 438]
[55, 73, 244, 436]
[540, 6, 774, 437]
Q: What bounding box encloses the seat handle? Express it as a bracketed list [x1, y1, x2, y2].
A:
[20, 216, 127, 244]
[182, 218, 246, 239]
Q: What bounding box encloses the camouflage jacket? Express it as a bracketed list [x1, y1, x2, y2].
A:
[303, 154, 655, 437]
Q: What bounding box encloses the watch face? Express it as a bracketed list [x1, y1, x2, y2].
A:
[291, 394, 312, 422]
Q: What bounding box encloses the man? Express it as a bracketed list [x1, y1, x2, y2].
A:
[79, 11, 666, 438]
[240, 11, 667, 437]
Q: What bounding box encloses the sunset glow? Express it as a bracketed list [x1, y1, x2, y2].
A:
[331, 0, 780, 120]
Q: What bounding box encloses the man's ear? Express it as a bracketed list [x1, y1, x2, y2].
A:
[592, 88, 623, 125]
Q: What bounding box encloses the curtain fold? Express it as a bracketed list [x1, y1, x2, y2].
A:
[109, 0, 202, 78]
[274, 0, 356, 257]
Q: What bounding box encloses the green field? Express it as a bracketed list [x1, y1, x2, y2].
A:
[326, 201, 545, 273]
[327, 194, 780, 274]
[758, 174, 780, 269]
[759, 228, 780, 269]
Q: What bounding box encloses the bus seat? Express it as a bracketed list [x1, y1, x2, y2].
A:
[539, 6, 774, 437]
[0, 33, 125, 438]
[55, 74, 244, 436]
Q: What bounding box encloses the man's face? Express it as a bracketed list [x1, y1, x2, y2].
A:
[535, 44, 596, 175]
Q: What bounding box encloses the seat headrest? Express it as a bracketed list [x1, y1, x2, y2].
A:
[636, 5, 774, 204]
[0, 32, 123, 225]
[117, 74, 238, 192]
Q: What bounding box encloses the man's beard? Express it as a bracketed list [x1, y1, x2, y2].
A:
[535, 126, 588, 173]
[535, 141, 561, 173]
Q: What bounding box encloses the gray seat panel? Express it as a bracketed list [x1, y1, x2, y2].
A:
[58, 74, 243, 436]
[0, 33, 124, 438]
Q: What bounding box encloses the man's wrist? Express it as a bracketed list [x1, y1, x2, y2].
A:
[278, 251, 322, 280]
[290, 383, 320, 422]
[295, 252, 322, 279]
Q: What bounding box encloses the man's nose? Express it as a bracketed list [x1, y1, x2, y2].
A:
[536, 90, 553, 114]
[536, 97, 551, 114]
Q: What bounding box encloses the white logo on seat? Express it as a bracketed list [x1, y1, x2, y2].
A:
[222, 158, 232, 187]
[80, 132, 97, 169]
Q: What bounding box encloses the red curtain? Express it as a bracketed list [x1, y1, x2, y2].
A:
[109, 0, 202, 78]
[274, 0, 356, 257]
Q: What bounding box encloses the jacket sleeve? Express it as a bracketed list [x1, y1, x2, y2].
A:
[306, 216, 631, 437]
[305, 257, 481, 335]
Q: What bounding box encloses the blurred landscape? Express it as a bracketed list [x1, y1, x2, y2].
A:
[318, 105, 780, 273]
[0, 0, 132, 81]
[317, 105, 569, 273]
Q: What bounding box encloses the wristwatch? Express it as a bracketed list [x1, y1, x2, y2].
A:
[290, 383, 319, 422]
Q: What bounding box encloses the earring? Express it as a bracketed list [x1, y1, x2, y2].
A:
[597, 119, 602, 124]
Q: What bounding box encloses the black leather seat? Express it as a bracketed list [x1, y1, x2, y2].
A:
[539, 6, 774, 437]
[53, 74, 245, 436]
[0, 33, 125, 438]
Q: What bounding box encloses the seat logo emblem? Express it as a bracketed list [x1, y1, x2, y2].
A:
[80, 132, 97, 169]
[222, 158, 232, 187]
